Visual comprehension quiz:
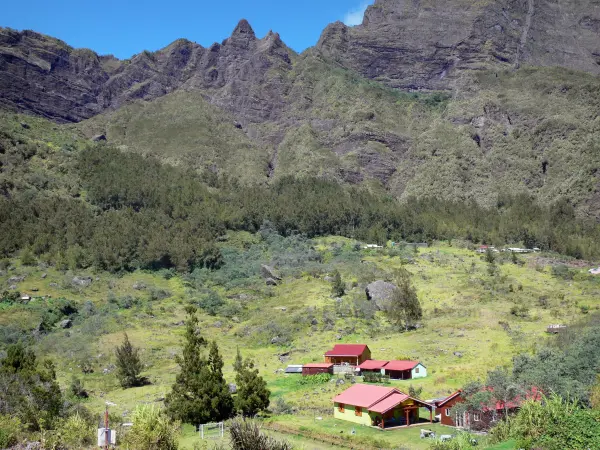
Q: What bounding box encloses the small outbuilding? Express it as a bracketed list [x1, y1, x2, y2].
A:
[302, 363, 334, 376]
[284, 365, 303, 374]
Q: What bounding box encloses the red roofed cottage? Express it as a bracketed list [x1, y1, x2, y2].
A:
[434, 387, 542, 429]
[324, 344, 371, 366]
[384, 360, 427, 380]
[333, 384, 434, 429]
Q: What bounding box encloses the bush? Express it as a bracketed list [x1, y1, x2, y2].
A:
[125, 405, 180, 450]
[229, 418, 291, 450]
[197, 290, 224, 316]
[430, 432, 478, 450]
[58, 413, 95, 448]
[510, 305, 530, 318]
[297, 373, 332, 385]
[69, 376, 88, 399]
[552, 264, 576, 280]
[0, 414, 22, 448]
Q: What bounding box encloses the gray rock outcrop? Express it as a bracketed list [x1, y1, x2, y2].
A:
[365, 280, 397, 310]
[72, 276, 92, 287]
[261, 265, 281, 281]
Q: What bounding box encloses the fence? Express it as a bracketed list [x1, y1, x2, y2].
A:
[198, 422, 225, 439]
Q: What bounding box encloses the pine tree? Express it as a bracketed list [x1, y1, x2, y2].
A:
[115, 333, 144, 388]
[206, 340, 235, 421]
[331, 270, 345, 297]
[233, 347, 243, 373]
[234, 353, 270, 417]
[166, 307, 234, 424]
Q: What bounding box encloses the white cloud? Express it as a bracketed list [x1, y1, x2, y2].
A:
[343, 1, 370, 26]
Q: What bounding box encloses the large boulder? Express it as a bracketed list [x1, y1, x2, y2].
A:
[261, 265, 281, 281]
[91, 134, 107, 142]
[72, 276, 92, 287]
[365, 280, 397, 310]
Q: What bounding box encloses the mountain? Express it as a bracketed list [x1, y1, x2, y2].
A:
[0, 20, 295, 123]
[2, 1, 600, 216]
[317, 0, 600, 90]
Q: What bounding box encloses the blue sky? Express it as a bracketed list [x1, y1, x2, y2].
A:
[2, 0, 372, 59]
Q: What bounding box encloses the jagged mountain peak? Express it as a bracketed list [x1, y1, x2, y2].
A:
[229, 19, 256, 40]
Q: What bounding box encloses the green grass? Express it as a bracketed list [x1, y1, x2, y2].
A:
[2, 237, 600, 448]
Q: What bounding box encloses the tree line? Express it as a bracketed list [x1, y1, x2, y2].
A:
[2, 142, 600, 274]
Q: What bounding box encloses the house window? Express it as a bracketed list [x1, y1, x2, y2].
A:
[445, 408, 450, 417]
[473, 413, 481, 422]
[338, 403, 345, 413]
[415, 367, 420, 374]
[355, 406, 362, 417]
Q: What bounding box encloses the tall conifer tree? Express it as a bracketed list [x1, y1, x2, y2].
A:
[166, 307, 234, 424]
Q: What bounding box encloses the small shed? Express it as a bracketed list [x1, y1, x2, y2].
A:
[285, 365, 303, 374]
[302, 363, 334, 376]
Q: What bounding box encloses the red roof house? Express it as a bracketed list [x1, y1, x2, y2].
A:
[434, 387, 542, 429]
[384, 361, 427, 380]
[357, 360, 389, 373]
[324, 344, 371, 366]
[333, 384, 434, 429]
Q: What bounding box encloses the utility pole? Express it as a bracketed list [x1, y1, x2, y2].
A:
[104, 405, 109, 450]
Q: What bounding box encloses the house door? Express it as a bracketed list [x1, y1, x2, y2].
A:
[455, 412, 467, 428]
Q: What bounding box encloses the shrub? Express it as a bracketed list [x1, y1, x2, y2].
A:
[0, 414, 22, 448]
[430, 432, 479, 450]
[552, 264, 575, 280]
[271, 397, 293, 415]
[69, 376, 88, 399]
[197, 290, 224, 316]
[297, 373, 332, 385]
[125, 405, 180, 450]
[58, 413, 94, 448]
[510, 305, 530, 318]
[229, 418, 291, 450]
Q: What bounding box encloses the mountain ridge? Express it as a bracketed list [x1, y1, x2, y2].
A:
[2, 1, 600, 216]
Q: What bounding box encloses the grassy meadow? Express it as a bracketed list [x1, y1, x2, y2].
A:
[2, 233, 599, 449]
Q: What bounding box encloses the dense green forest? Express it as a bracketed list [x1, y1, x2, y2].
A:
[2, 119, 600, 274]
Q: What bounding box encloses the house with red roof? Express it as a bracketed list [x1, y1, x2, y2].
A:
[357, 360, 427, 379]
[357, 360, 389, 374]
[324, 344, 371, 366]
[434, 387, 541, 429]
[333, 384, 434, 429]
[384, 360, 427, 380]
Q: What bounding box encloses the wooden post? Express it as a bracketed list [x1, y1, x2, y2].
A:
[405, 409, 410, 427]
[430, 408, 433, 423]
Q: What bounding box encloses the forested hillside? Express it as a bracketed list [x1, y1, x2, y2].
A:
[2, 111, 600, 273]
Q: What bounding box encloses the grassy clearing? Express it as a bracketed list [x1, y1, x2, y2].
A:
[2, 237, 599, 448]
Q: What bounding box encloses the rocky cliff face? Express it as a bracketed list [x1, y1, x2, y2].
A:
[0, 21, 295, 123]
[316, 0, 600, 90]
